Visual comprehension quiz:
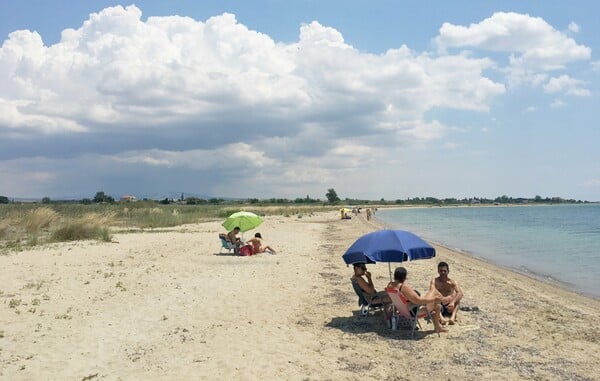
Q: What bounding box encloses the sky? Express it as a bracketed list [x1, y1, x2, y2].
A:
[0, 1, 598, 201]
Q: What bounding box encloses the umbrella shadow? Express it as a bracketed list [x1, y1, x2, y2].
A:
[212, 252, 238, 256]
[325, 311, 437, 340]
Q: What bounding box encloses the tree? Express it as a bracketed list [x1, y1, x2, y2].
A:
[94, 191, 106, 203]
[93, 191, 114, 203]
[41, 197, 51, 204]
[0, 195, 9, 204]
[325, 188, 340, 203]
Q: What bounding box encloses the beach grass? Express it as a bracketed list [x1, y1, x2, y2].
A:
[0, 202, 338, 251]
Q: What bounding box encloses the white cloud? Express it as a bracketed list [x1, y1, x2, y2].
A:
[435, 12, 591, 86]
[13, 6, 597, 199]
[550, 99, 566, 108]
[524, 106, 536, 112]
[568, 22, 580, 33]
[0, 5, 507, 155]
[544, 75, 590, 96]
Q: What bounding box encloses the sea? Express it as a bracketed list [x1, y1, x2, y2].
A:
[376, 204, 600, 299]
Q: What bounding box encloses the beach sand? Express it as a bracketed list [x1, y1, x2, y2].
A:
[1, 211, 599, 380]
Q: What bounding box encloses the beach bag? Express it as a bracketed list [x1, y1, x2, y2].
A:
[239, 245, 253, 256]
[395, 315, 415, 330]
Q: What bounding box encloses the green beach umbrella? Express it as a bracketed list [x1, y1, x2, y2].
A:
[222, 211, 263, 233]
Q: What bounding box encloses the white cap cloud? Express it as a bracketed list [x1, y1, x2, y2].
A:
[435, 12, 591, 87]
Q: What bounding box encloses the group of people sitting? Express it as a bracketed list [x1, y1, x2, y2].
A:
[223, 227, 277, 255]
[351, 261, 463, 333]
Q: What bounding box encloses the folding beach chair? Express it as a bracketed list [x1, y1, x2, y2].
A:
[385, 287, 438, 338]
[351, 278, 385, 317]
[219, 235, 235, 254]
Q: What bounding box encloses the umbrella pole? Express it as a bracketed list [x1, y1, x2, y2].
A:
[388, 263, 392, 281]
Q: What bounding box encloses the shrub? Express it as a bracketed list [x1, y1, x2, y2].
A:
[50, 212, 114, 242]
[24, 207, 59, 233]
[99, 227, 112, 242]
[52, 223, 93, 241]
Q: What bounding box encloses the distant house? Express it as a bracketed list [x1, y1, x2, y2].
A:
[120, 195, 137, 202]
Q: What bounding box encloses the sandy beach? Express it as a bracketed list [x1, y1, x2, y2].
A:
[1, 211, 599, 380]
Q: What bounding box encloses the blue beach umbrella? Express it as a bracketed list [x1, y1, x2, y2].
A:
[342, 229, 436, 278]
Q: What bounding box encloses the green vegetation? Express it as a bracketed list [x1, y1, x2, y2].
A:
[0, 199, 338, 252]
[93, 191, 115, 203]
[326, 188, 341, 203]
[387, 195, 587, 206]
[0, 188, 589, 253]
[9, 299, 21, 308]
[51, 222, 111, 242]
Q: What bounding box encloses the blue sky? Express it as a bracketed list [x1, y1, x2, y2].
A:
[0, 1, 598, 201]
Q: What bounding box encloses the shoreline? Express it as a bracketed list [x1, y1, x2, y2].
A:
[374, 213, 600, 302]
[1, 210, 599, 380]
[372, 205, 600, 300]
[424, 238, 598, 301]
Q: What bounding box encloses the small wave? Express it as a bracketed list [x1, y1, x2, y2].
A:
[569, 229, 600, 235]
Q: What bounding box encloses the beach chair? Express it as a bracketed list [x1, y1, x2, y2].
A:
[385, 287, 438, 338]
[219, 235, 235, 254]
[351, 278, 385, 317]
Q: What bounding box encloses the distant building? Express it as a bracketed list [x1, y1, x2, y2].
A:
[120, 195, 137, 202]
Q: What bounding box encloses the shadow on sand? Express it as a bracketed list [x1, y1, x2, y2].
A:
[212, 252, 238, 256]
[325, 311, 439, 340]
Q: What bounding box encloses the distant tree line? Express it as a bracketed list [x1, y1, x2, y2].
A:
[0, 189, 590, 206]
[388, 195, 587, 205]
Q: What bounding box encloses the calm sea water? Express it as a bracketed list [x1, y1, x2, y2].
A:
[377, 204, 600, 298]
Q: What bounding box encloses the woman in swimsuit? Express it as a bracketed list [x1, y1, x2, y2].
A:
[247, 233, 277, 254]
[387, 266, 449, 333]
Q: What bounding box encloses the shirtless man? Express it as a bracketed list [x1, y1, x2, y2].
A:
[227, 227, 243, 246]
[431, 261, 463, 325]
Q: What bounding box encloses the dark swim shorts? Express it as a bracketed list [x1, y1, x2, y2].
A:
[441, 304, 452, 317]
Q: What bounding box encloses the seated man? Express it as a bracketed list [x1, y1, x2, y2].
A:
[246, 233, 277, 254]
[351, 263, 392, 320]
[431, 261, 463, 325]
[226, 227, 243, 246]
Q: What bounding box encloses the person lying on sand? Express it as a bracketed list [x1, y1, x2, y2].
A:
[387, 266, 449, 333]
[246, 233, 277, 254]
[431, 261, 463, 325]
